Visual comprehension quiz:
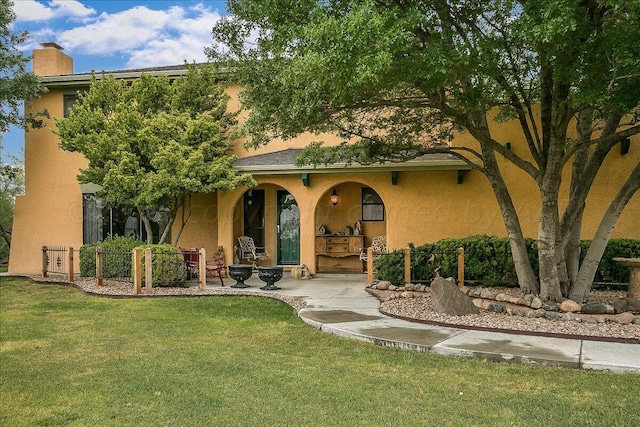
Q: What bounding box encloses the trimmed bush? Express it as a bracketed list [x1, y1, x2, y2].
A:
[79, 236, 143, 278]
[137, 244, 187, 287]
[375, 235, 639, 287]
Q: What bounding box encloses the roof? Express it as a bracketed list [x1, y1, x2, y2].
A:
[233, 148, 471, 175]
[39, 63, 228, 87]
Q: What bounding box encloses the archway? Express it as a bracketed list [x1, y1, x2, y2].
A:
[314, 182, 386, 272]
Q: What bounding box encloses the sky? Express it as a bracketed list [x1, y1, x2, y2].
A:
[2, 0, 230, 163]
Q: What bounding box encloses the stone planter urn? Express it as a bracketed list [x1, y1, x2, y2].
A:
[612, 257, 640, 300]
[228, 264, 253, 288]
[257, 266, 284, 290]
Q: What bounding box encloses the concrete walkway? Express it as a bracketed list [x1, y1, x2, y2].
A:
[222, 273, 640, 374]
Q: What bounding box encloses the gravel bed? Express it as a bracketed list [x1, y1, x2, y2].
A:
[371, 287, 640, 342]
[26, 275, 307, 313]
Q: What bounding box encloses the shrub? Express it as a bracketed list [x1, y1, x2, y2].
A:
[375, 235, 639, 287]
[581, 239, 640, 283]
[137, 244, 187, 287]
[79, 236, 143, 278]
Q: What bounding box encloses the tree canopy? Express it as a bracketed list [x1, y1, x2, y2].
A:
[0, 0, 47, 133]
[210, 0, 640, 302]
[57, 64, 255, 244]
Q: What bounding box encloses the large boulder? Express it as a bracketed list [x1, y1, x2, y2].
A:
[430, 277, 480, 316]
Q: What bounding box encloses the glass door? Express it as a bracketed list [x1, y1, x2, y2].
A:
[277, 190, 300, 265]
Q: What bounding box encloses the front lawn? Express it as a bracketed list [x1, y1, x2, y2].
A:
[1, 277, 638, 426]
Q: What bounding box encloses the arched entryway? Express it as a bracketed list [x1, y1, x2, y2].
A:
[233, 185, 301, 266]
[314, 182, 386, 272]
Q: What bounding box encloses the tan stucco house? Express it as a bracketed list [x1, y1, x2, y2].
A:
[9, 43, 640, 275]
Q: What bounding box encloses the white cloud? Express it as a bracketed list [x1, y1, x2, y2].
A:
[58, 4, 222, 68]
[15, 1, 225, 69]
[13, 0, 95, 22]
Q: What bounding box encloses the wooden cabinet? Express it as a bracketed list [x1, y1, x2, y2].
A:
[315, 235, 364, 272]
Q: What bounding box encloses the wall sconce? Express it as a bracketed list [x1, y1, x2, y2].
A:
[330, 189, 339, 207]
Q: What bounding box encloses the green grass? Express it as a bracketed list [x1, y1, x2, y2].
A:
[0, 265, 7, 273]
[1, 277, 638, 427]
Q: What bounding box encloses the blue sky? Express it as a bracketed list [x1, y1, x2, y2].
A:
[2, 0, 230, 162]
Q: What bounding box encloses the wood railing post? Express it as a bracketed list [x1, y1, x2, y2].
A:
[367, 247, 374, 285]
[68, 247, 74, 282]
[96, 248, 103, 286]
[145, 248, 153, 294]
[41, 246, 48, 277]
[199, 248, 206, 290]
[457, 247, 465, 288]
[133, 248, 142, 294]
[404, 247, 411, 285]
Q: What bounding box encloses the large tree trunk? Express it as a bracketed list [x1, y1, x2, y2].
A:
[569, 162, 640, 303]
[538, 194, 564, 302]
[482, 147, 540, 295]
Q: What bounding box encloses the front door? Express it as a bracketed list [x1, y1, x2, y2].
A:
[277, 190, 300, 265]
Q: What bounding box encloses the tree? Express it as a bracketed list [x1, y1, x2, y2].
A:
[57, 64, 255, 244]
[0, 148, 24, 260]
[1, 0, 47, 132]
[209, 0, 640, 302]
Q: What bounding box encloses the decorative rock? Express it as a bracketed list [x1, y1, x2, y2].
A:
[581, 302, 608, 314]
[377, 281, 391, 290]
[508, 296, 522, 305]
[468, 288, 482, 298]
[472, 298, 484, 308]
[398, 286, 406, 292]
[523, 294, 535, 305]
[605, 304, 615, 314]
[596, 316, 607, 323]
[612, 299, 628, 314]
[488, 302, 506, 313]
[517, 297, 530, 306]
[495, 293, 509, 302]
[544, 311, 562, 321]
[388, 285, 397, 291]
[632, 318, 640, 325]
[560, 299, 581, 313]
[582, 317, 599, 324]
[627, 299, 640, 313]
[562, 312, 578, 321]
[612, 312, 635, 325]
[400, 291, 414, 299]
[480, 288, 498, 300]
[512, 309, 528, 317]
[542, 302, 559, 312]
[430, 277, 480, 316]
[417, 285, 427, 292]
[530, 297, 543, 309]
[405, 284, 414, 291]
[526, 309, 546, 318]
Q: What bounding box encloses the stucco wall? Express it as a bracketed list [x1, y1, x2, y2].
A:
[10, 81, 640, 275]
[9, 89, 87, 274]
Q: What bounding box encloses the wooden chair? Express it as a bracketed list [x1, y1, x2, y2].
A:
[180, 247, 226, 286]
[359, 236, 387, 272]
[237, 236, 269, 268]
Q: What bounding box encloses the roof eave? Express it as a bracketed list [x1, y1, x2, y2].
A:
[235, 160, 473, 175]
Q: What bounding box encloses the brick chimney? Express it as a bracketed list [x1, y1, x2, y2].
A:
[32, 42, 73, 76]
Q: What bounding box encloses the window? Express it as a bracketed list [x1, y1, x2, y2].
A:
[82, 194, 169, 244]
[362, 187, 384, 221]
[63, 94, 78, 117]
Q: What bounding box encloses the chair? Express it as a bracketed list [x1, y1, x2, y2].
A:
[180, 247, 226, 286]
[359, 236, 387, 272]
[237, 236, 269, 268]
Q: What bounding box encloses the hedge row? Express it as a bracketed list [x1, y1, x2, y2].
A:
[79, 236, 143, 278]
[79, 237, 186, 287]
[375, 235, 639, 286]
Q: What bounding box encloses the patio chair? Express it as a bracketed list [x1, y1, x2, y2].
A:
[237, 236, 269, 268]
[180, 247, 226, 286]
[359, 235, 387, 272]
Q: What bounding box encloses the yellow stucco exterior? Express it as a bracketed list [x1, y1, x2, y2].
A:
[9, 45, 640, 275]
